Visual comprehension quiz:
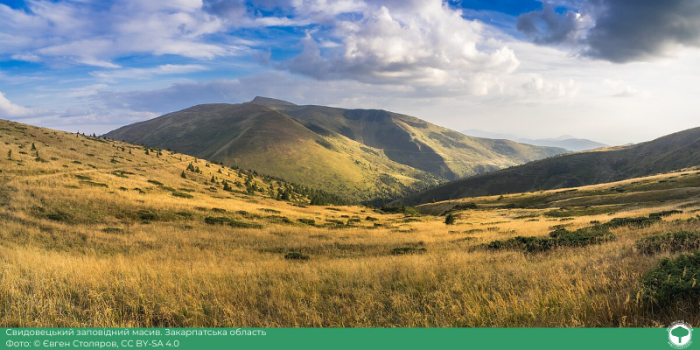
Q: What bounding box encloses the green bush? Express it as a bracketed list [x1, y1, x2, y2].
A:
[601, 216, 660, 229]
[450, 203, 478, 211]
[486, 236, 554, 253]
[639, 251, 700, 306]
[485, 227, 615, 253]
[204, 216, 262, 228]
[298, 218, 316, 225]
[46, 212, 71, 222]
[147, 179, 163, 186]
[102, 227, 125, 234]
[648, 210, 683, 219]
[635, 231, 700, 255]
[80, 180, 108, 188]
[284, 252, 310, 260]
[390, 246, 427, 255]
[445, 213, 456, 225]
[137, 210, 157, 221]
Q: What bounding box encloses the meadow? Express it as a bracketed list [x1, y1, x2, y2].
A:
[0, 120, 698, 327]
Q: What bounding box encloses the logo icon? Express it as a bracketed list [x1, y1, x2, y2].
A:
[668, 321, 693, 349]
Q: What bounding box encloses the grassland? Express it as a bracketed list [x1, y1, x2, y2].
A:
[1, 119, 699, 327]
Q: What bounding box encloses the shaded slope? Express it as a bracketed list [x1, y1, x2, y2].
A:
[399, 127, 700, 205]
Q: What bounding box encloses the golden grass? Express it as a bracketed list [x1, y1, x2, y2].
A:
[0, 119, 698, 327]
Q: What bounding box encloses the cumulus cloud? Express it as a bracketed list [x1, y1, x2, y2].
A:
[517, 0, 700, 63]
[584, 0, 700, 63]
[281, 1, 520, 88]
[520, 74, 579, 99]
[0, 0, 235, 66]
[516, 3, 591, 45]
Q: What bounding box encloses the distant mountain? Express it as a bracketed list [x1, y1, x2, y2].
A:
[399, 126, 700, 205]
[460, 129, 520, 140]
[105, 97, 565, 201]
[460, 129, 608, 152]
[515, 138, 608, 152]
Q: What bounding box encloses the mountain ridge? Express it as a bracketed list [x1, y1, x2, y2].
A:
[398, 125, 700, 205]
[105, 97, 566, 201]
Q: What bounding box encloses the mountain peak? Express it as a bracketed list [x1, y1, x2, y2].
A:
[250, 96, 297, 108]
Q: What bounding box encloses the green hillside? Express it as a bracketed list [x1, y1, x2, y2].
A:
[399, 126, 700, 205]
[105, 97, 565, 201]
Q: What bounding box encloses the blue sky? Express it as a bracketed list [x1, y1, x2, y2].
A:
[1, 0, 700, 144]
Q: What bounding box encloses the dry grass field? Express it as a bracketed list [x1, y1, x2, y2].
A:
[0, 119, 699, 327]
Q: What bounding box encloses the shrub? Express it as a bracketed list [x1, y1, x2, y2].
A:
[204, 216, 262, 228]
[266, 215, 292, 224]
[147, 179, 163, 186]
[639, 251, 700, 306]
[445, 213, 456, 225]
[485, 227, 615, 253]
[450, 203, 477, 211]
[46, 212, 71, 222]
[635, 231, 700, 255]
[137, 210, 157, 221]
[648, 210, 683, 219]
[284, 252, 310, 260]
[298, 218, 316, 225]
[80, 180, 108, 188]
[102, 227, 125, 234]
[601, 216, 660, 229]
[390, 246, 427, 255]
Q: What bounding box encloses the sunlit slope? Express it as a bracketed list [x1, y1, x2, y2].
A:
[105, 97, 565, 201]
[1, 119, 700, 327]
[399, 126, 700, 205]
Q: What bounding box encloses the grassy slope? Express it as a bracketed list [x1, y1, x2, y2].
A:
[105, 98, 565, 201]
[399, 126, 700, 205]
[259, 97, 565, 179]
[2, 119, 699, 327]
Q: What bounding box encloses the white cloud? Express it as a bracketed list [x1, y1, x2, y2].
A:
[281, 0, 520, 91]
[11, 54, 42, 63]
[0, 0, 232, 67]
[0, 91, 42, 118]
[90, 64, 209, 81]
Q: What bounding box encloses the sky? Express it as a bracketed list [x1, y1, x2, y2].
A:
[1, 0, 700, 145]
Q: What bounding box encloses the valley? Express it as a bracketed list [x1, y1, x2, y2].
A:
[1, 119, 698, 327]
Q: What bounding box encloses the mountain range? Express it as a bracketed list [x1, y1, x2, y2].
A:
[461, 129, 608, 152]
[105, 97, 565, 201]
[399, 126, 700, 205]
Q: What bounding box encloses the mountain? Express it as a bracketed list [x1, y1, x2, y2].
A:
[515, 137, 608, 152]
[460, 129, 608, 152]
[104, 97, 566, 201]
[460, 129, 520, 140]
[399, 126, 700, 205]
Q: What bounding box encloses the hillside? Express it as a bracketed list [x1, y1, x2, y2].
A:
[398, 126, 700, 205]
[104, 97, 565, 201]
[515, 137, 608, 152]
[2, 119, 700, 327]
[460, 129, 608, 151]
